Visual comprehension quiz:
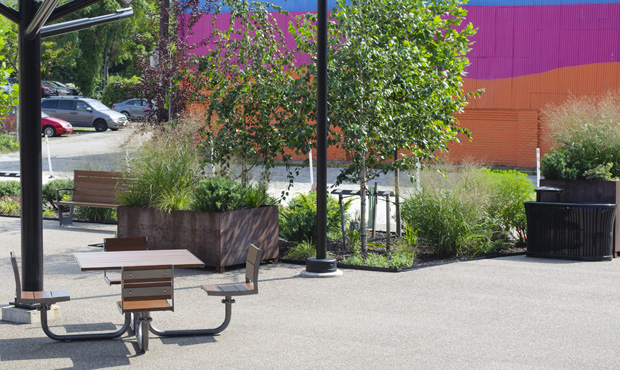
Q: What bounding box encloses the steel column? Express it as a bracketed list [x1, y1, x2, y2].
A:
[305, 0, 337, 273]
[19, 0, 44, 292]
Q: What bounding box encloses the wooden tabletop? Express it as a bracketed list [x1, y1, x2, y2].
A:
[74, 249, 205, 271]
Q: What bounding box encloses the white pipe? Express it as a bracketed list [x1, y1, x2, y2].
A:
[536, 148, 540, 187]
[45, 134, 54, 178]
[416, 161, 421, 191]
[309, 147, 314, 185]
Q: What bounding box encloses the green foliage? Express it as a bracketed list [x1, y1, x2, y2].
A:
[119, 126, 201, 210]
[0, 134, 18, 153]
[197, 0, 309, 187]
[401, 167, 534, 257]
[279, 192, 350, 243]
[0, 195, 19, 215]
[284, 240, 316, 260]
[243, 183, 278, 209]
[0, 180, 19, 197]
[541, 92, 620, 180]
[342, 248, 413, 269]
[100, 76, 142, 107]
[76, 206, 117, 223]
[192, 178, 245, 213]
[42, 178, 73, 207]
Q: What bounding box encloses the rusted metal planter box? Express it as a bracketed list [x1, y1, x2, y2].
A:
[540, 179, 620, 257]
[117, 205, 279, 272]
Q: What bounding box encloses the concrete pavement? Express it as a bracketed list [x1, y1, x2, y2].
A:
[2, 216, 620, 369]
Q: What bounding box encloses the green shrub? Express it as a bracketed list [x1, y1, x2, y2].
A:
[0, 134, 18, 153]
[279, 192, 350, 244]
[42, 178, 73, 207]
[283, 240, 316, 260]
[191, 177, 246, 212]
[541, 92, 620, 180]
[0, 180, 20, 197]
[342, 249, 413, 269]
[401, 167, 534, 257]
[0, 195, 20, 215]
[77, 206, 117, 222]
[100, 76, 142, 107]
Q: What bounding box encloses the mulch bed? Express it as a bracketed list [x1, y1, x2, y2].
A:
[279, 232, 527, 271]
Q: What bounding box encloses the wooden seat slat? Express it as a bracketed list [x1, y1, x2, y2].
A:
[118, 300, 172, 312]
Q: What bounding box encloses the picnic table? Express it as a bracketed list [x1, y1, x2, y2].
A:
[39, 249, 204, 346]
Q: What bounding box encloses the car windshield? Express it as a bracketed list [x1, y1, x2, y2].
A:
[54, 81, 68, 88]
[41, 112, 49, 118]
[87, 100, 110, 111]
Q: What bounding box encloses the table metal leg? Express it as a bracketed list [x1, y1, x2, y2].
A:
[149, 298, 234, 337]
[135, 312, 152, 352]
[40, 305, 131, 342]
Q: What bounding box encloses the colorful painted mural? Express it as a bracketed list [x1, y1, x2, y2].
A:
[190, 0, 620, 167]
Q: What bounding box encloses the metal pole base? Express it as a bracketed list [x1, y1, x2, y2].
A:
[304, 257, 341, 275]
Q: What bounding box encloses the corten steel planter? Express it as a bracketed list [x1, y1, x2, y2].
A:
[117, 205, 278, 272]
[540, 179, 620, 257]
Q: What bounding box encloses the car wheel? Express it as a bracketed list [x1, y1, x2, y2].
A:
[110, 128, 119, 131]
[121, 111, 130, 119]
[94, 119, 108, 132]
[42, 125, 56, 137]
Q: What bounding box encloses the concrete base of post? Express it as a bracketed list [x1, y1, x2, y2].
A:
[1, 305, 60, 324]
[302, 257, 343, 278]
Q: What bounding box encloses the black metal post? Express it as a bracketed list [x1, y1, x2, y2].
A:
[19, 0, 44, 291]
[305, 0, 337, 273]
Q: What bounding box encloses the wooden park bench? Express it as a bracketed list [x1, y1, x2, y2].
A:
[54, 170, 129, 226]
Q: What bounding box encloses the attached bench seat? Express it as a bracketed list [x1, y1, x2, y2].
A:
[118, 265, 174, 352]
[201, 244, 261, 298]
[11, 252, 70, 308]
[54, 170, 129, 226]
[103, 237, 148, 285]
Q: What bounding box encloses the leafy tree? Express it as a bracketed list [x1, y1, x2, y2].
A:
[136, 0, 217, 124]
[0, 19, 18, 119]
[195, 0, 312, 187]
[291, 0, 478, 252]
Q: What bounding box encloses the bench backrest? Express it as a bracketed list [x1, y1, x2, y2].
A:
[121, 265, 174, 309]
[10, 252, 22, 299]
[104, 237, 148, 252]
[245, 244, 262, 291]
[72, 170, 128, 205]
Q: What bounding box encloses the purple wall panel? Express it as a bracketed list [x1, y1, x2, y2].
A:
[466, 3, 620, 79]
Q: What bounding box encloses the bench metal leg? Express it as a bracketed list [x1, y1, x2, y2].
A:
[40, 306, 131, 342]
[58, 205, 74, 227]
[135, 312, 152, 352]
[149, 298, 235, 337]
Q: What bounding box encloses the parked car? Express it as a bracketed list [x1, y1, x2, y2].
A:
[42, 111, 73, 136]
[0, 106, 73, 136]
[112, 98, 151, 119]
[41, 96, 128, 132]
[41, 84, 57, 98]
[44, 81, 79, 95]
[43, 81, 70, 95]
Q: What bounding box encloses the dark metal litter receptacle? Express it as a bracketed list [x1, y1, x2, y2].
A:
[534, 186, 562, 202]
[524, 201, 617, 261]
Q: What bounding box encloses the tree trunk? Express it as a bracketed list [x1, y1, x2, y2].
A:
[394, 150, 401, 236]
[102, 44, 108, 88]
[360, 163, 367, 254]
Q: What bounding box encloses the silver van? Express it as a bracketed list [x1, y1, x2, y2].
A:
[41, 96, 128, 132]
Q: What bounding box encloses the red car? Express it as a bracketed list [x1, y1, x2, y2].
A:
[0, 107, 73, 136]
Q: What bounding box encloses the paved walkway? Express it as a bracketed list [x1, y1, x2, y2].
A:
[1, 216, 620, 369]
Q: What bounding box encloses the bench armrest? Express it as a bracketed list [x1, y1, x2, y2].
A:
[55, 187, 74, 203]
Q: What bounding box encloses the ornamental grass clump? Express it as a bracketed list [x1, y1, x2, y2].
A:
[541, 91, 620, 180]
[119, 122, 202, 212]
[401, 167, 534, 258]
